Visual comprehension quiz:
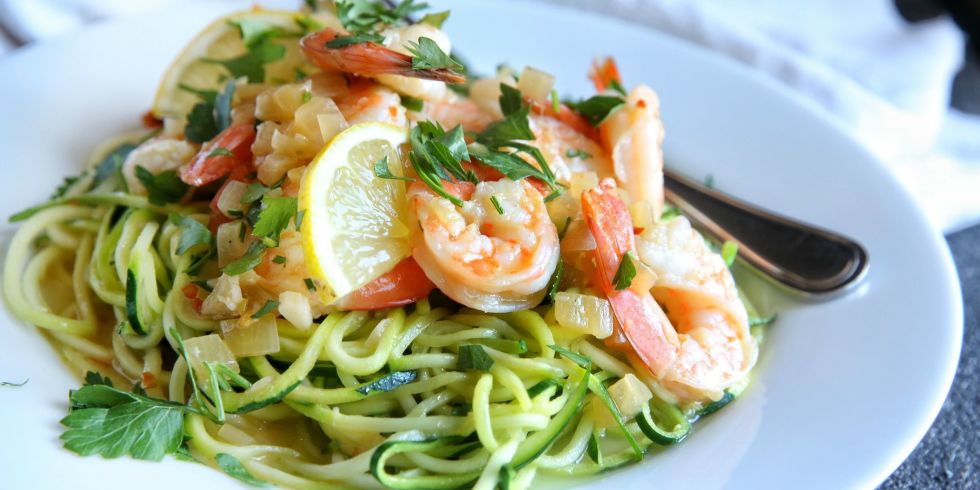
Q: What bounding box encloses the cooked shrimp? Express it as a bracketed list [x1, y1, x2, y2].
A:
[414, 93, 497, 133]
[333, 78, 406, 126]
[300, 27, 464, 84]
[179, 122, 256, 187]
[582, 179, 755, 403]
[409, 179, 559, 312]
[593, 59, 666, 218]
[530, 113, 612, 184]
[123, 138, 197, 194]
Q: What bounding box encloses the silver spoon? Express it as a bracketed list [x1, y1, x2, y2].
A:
[664, 169, 868, 300]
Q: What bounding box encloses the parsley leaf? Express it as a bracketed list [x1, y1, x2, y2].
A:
[178, 84, 218, 104]
[204, 41, 286, 83]
[92, 142, 138, 189]
[304, 278, 317, 292]
[251, 300, 280, 319]
[326, 32, 385, 48]
[407, 37, 464, 72]
[550, 344, 592, 370]
[612, 251, 637, 291]
[374, 156, 414, 181]
[721, 241, 738, 267]
[184, 102, 220, 143]
[252, 197, 297, 245]
[216, 453, 268, 486]
[231, 19, 281, 47]
[135, 167, 189, 205]
[60, 377, 186, 461]
[457, 345, 495, 371]
[241, 183, 270, 204]
[272, 255, 287, 264]
[222, 241, 267, 275]
[209, 147, 233, 158]
[399, 93, 424, 112]
[565, 148, 592, 160]
[660, 204, 681, 221]
[169, 214, 213, 255]
[545, 258, 563, 304]
[568, 95, 625, 127]
[214, 81, 236, 133]
[419, 10, 450, 28]
[489, 195, 504, 215]
[336, 0, 426, 35]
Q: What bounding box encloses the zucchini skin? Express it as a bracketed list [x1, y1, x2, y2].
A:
[124, 268, 146, 335]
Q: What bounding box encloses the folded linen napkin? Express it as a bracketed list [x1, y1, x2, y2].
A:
[1, 0, 977, 231]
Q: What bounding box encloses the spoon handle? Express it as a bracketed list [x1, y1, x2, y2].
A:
[663, 169, 869, 299]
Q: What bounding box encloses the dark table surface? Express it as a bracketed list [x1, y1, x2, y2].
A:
[880, 225, 979, 488]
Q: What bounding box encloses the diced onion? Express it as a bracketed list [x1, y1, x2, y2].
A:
[278, 291, 313, 330]
[216, 181, 248, 218]
[216, 220, 247, 267]
[569, 171, 599, 200]
[592, 373, 653, 428]
[555, 292, 613, 339]
[200, 274, 242, 318]
[223, 314, 281, 358]
[560, 220, 596, 252]
[517, 66, 555, 104]
[629, 200, 656, 231]
[184, 334, 239, 374]
[631, 258, 658, 293]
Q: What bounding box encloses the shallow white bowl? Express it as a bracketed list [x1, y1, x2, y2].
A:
[0, 1, 962, 489]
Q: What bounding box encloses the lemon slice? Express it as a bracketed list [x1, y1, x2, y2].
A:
[152, 9, 340, 119]
[300, 122, 413, 301]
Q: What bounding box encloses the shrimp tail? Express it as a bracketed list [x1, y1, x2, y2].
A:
[582, 178, 678, 377]
[301, 28, 466, 84]
[589, 57, 622, 93]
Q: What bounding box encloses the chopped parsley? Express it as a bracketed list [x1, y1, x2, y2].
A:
[565, 148, 592, 160]
[612, 251, 637, 291]
[544, 258, 564, 304]
[135, 167, 189, 205]
[489, 195, 504, 215]
[241, 183, 270, 204]
[326, 32, 385, 49]
[251, 197, 297, 246]
[222, 241, 267, 275]
[303, 278, 317, 292]
[216, 453, 268, 486]
[185, 80, 235, 143]
[335, 0, 426, 35]
[418, 10, 450, 28]
[168, 214, 213, 255]
[456, 345, 495, 371]
[251, 300, 280, 319]
[721, 241, 738, 267]
[567, 94, 625, 127]
[0, 379, 28, 387]
[272, 255, 287, 265]
[557, 216, 572, 240]
[407, 37, 464, 72]
[374, 156, 414, 181]
[209, 147, 234, 158]
[399, 93, 424, 112]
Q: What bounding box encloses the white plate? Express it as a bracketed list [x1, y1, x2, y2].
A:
[0, 1, 962, 489]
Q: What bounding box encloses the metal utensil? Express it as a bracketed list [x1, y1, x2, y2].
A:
[664, 169, 868, 299]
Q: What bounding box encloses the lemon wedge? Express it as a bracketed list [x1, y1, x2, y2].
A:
[152, 9, 340, 119]
[300, 122, 413, 302]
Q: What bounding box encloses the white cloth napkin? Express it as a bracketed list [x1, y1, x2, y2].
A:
[1, 0, 978, 232]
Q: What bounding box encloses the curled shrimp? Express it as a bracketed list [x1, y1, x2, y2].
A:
[300, 27, 465, 84]
[592, 58, 666, 218]
[583, 179, 755, 403]
[409, 178, 559, 312]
